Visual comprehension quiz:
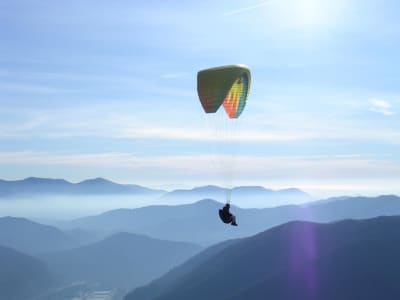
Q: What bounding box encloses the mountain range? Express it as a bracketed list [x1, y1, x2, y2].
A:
[0, 245, 57, 300]
[0, 177, 162, 197]
[0, 216, 202, 293]
[1, 193, 400, 299]
[0, 217, 202, 298]
[59, 195, 400, 245]
[126, 216, 400, 300]
[40, 232, 201, 290]
[0, 177, 314, 208]
[2, 179, 400, 299]
[159, 185, 313, 206]
[0, 217, 82, 255]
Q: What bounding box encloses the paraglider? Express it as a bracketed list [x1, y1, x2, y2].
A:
[197, 64, 251, 226]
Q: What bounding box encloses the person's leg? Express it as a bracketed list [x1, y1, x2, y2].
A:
[231, 215, 238, 226]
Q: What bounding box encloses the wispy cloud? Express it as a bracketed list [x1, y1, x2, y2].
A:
[1, 151, 399, 181]
[369, 99, 396, 116]
[118, 123, 400, 145]
[0, 82, 62, 94]
[118, 127, 317, 142]
[2, 106, 400, 145]
[223, 0, 275, 16]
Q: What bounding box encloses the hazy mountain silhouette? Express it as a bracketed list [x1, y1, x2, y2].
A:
[0, 177, 163, 197]
[0, 245, 57, 300]
[41, 232, 202, 290]
[63, 227, 101, 246]
[0, 177, 313, 208]
[63, 195, 400, 245]
[160, 185, 313, 206]
[76, 178, 162, 194]
[0, 217, 80, 254]
[126, 216, 400, 300]
[64, 199, 228, 244]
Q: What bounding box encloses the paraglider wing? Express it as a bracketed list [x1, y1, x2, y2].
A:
[222, 71, 250, 118]
[197, 65, 251, 117]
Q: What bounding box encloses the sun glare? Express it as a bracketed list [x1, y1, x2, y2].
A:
[294, 0, 327, 27]
[269, 0, 347, 34]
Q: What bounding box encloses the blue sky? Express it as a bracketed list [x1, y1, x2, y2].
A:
[1, 0, 399, 198]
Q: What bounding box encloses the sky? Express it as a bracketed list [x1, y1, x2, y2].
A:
[1, 0, 399, 198]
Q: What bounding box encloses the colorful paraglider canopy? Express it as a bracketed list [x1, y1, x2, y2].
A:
[197, 64, 251, 119]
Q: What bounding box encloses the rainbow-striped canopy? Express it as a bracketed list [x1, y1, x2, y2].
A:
[197, 65, 251, 119]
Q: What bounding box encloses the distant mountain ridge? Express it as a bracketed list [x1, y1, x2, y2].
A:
[160, 185, 313, 206]
[126, 216, 400, 300]
[0, 177, 164, 197]
[0, 177, 314, 208]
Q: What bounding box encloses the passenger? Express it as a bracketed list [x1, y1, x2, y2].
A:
[219, 203, 238, 226]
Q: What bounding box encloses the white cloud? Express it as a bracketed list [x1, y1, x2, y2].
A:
[118, 127, 316, 142]
[223, 0, 275, 16]
[2, 107, 400, 145]
[1, 151, 399, 181]
[369, 99, 396, 116]
[1, 91, 400, 146]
